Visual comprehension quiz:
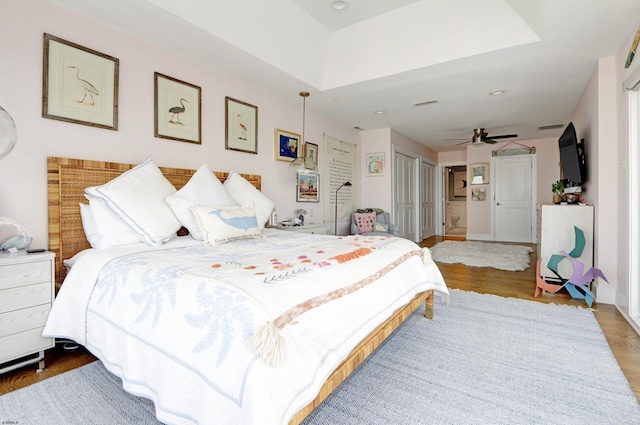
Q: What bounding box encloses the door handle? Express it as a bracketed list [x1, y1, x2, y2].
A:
[496, 202, 501, 206]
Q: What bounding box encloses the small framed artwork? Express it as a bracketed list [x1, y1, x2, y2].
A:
[305, 142, 318, 166]
[470, 163, 489, 184]
[472, 188, 486, 201]
[366, 152, 385, 176]
[225, 96, 258, 154]
[42, 33, 119, 130]
[154, 72, 201, 144]
[453, 171, 467, 197]
[297, 171, 320, 202]
[275, 128, 300, 161]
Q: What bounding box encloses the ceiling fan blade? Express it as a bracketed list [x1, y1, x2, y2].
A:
[487, 134, 517, 140]
[484, 139, 498, 144]
[455, 140, 471, 145]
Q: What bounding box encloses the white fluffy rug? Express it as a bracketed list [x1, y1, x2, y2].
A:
[429, 240, 533, 271]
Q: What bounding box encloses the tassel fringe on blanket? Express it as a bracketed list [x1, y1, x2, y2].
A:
[248, 247, 436, 367]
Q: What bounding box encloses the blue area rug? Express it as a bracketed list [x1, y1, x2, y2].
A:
[1, 290, 638, 424]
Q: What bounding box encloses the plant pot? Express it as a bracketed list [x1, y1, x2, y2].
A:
[553, 194, 561, 204]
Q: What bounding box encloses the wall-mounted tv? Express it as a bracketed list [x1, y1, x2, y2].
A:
[558, 122, 586, 185]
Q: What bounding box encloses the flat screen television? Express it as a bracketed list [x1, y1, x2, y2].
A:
[558, 122, 585, 185]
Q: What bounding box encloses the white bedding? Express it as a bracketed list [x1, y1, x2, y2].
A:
[44, 229, 448, 425]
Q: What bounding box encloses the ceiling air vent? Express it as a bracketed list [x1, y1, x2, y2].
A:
[538, 124, 564, 130]
[413, 99, 439, 107]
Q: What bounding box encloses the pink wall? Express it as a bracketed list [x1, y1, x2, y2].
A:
[0, 0, 359, 247]
[360, 128, 392, 211]
[457, 138, 559, 240]
[438, 150, 467, 164]
[570, 56, 618, 304]
[391, 129, 439, 163]
[358, 128, 439, 213]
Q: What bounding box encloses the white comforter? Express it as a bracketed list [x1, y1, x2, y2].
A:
[44, 229, 448, 425]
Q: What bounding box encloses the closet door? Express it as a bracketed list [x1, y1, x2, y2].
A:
[420, 160, 436, 239]
[394, 152, 417, 241]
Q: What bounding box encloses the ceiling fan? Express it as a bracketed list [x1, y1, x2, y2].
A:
[454, 128, 518, 145]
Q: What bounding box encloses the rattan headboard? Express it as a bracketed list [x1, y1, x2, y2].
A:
[47, 157, 262, 287]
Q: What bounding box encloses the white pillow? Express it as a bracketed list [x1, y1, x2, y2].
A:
[192, 204, 263, 245]
[80, 199, 141, 249]
[374, 222, 389, 232]
[166, 164, 237, 240]
[85, 157, 181, 246]
[223, 171, 274, 230]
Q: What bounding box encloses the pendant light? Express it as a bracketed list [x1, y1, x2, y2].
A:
[0, 106, 17, 158]
[288, 91, 316, 183]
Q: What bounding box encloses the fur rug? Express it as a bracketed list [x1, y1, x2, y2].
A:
[429, 240, 533, 271]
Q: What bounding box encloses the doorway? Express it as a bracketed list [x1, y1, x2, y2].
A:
[491, 154, 536, 243]
[443, 165, 467, 237]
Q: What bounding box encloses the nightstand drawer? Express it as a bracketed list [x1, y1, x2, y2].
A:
[0, 304, 51, 338]
[0, 327, 53, 364]
[0, 261, 51, 290]
[0, 282, 52, 314]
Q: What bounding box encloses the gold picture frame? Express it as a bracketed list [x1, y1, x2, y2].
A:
[42, 33, 119, 130]
[470, 163, 489, 185]
[154, 73, 201, 144]
[275, 128, 300, 161]
[225, 96, 258, 154]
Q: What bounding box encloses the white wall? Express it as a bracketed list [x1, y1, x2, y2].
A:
[0, 0, 359, 248]
[614, 23, 640, 313]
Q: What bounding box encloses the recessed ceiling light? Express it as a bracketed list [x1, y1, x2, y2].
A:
[374, 110, 386, 114]
[489, 89, 505, 96]
[331, 1, 349, 11]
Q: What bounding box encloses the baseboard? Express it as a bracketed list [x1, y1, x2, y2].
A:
[615, 305, 640, 337]
[593, 283, 616, 305]
[464, 233, 493, 241]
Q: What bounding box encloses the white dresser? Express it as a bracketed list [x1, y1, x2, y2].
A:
[537, 204, 594, 282]
[269, 223, 327, 235]
[0, 251, 55, 374]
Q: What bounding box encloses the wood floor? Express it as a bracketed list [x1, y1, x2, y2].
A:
[1, 236, 639, 403]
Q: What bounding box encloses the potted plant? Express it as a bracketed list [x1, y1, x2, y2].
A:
[552, 180, 564, 204]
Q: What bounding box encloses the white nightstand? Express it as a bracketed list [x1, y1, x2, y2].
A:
[270, 223, 327, 235]
[0, 250, 55, 374]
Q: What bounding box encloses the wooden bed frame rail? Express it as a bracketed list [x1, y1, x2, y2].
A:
[289, 289, 434, 424]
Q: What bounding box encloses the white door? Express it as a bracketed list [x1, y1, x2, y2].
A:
[420, 160, 436, 239]
[394, 152, 417, 241]
[493, 155, 535, 243]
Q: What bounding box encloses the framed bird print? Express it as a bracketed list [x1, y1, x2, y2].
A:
[154, 72, 201, 144]
[42, 33, 119, 130]
[225, 96, 258, 154]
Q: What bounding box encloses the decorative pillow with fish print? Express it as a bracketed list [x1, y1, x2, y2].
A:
[192, 203, 263, 245]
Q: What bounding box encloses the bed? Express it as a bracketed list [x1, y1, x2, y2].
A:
[43, 156, 448, 425]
